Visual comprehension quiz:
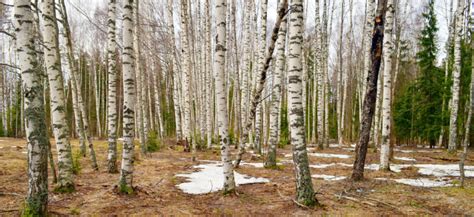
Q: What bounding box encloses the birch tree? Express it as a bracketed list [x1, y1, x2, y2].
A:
[107, 0, 119, 173]
[287, 0, 318, 206]
[14, 0, 49, 214]
[41, 0, 74, 191]
[460, 18, 473, 187]
[380, 0, 395, 171]
[448, 0, 465, 152]
[180, 0, 194, 159]
[213, 0, 236, 193]
[119, 0, 136, 193]
[265, 14, 287, 168]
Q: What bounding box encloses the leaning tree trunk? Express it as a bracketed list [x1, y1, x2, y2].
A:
[59, 0, 98, 170]
[379, 0, 395, 171]
[14, 0, 49, 214]
[287, 0, 318, 206]
[448, 0, 464, 153]
[361, 0, 376, 124]
[106, 0, 119, 173]
[119, 0, 136, 193]
[352, 0, 387, 181]
[214, 0, 236, 194]
[265, 15, 287, 168]
[41, 0, 75, 191]
[234, 0, 288, 168]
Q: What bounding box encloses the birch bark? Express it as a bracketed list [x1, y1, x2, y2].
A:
[287, 0, 318, 206]
[119, 0, 136, 192]
[448, 0, 465, 152]
[41, 0, 75, 190]
[380, 0, 395, 171]
[15, 0, 49, 214]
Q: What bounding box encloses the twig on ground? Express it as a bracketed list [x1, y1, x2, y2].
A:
[0, 192, 23, 197]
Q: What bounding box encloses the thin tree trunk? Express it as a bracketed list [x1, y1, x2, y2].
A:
[460, 23, 473, 188]
[119, 0, 136, 193]
[352, 0, 387, 181]
[41, 0, 75, 191]
[180, 0, 194, 160]
[234, 0, 288, 167]
[265, 15, 287, 168]
[106, 0, 119, 173]
[448, 0, 465, 152]
[380, 0, 395, 171]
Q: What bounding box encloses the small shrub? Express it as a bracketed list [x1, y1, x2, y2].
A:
[72, 150, 81, 175]
[147, 131, 161, 152]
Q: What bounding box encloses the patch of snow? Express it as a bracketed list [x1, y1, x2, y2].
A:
[397, 149, 415, 153]
[21, 151, 27, 154]
[415, 164, 474, 177]
[312, 174, 346, 181]
[310, 163, 337, 169]
[329, 144, 343, 148]
[176, 163, 269, 194]
[308, 153, 351, 159]
[350, 144, 356, 148]
[394, 157, 416, 162]
[241, 162, 264, 168]
[393, 178, 453, 187]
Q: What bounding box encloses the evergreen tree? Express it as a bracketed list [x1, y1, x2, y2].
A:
[394, 0, 444, 146]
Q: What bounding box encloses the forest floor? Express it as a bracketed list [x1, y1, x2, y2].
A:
[0, 137, 474, 215]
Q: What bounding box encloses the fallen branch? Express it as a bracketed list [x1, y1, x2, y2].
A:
[334, 193, 377, 207]
[0, 209, 18, 213]
[0, 192, 23, 197]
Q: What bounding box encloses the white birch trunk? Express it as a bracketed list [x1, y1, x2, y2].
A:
[205, 0, 213, 148]
[214, 0, 236, 193]
[448, 0, 465, 152]
[15, 0, 49, 214]
[41, 0, 75, 190]
[380, 0, 395, 171]
[106, 0, 119, 173]
[119, 0, 136, 192]
[287, 0, 317, 206]
[180, 0, 194, 158]
[265, 15, 287, 168]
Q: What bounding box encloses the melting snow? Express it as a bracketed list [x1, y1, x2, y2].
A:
[393, 178, 453, 187]
[285, 153, 350, 159]
[308, 153, 351, 159]
[176, 163, 269, 194]
[312, 174, 346, 181]
[415, 164, 474, 177]
[394, 157, 416, 162]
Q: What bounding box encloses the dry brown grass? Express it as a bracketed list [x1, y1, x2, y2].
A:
[0, 137, 473, 215]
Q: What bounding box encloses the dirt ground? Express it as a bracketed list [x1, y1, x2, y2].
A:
[0, 137, 473, 216]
